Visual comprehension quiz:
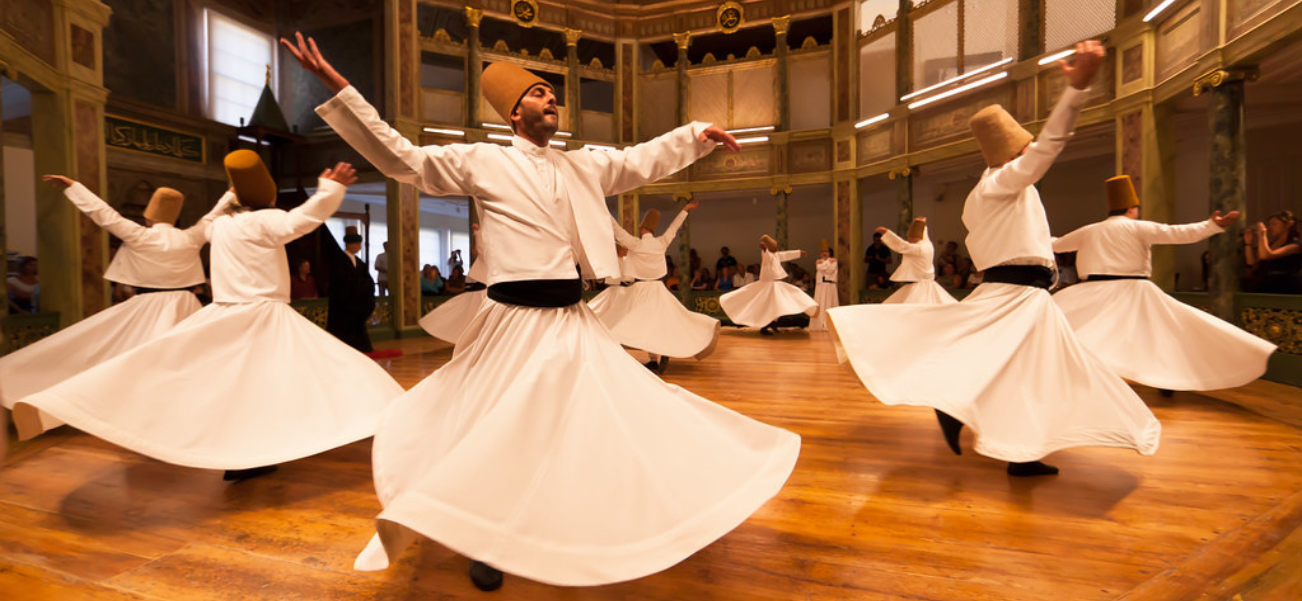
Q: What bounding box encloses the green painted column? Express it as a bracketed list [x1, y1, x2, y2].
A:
[675, 193, 693, 303]
[1206, 77, 1248, 322]
[892, 168, 914, 235]
[773, 185, 791, 249]
[465, 8, 482, 127]
[565, 28, 583, 139]
[674, 32, 690, 126]
[1018, 0, 1044, 60]
[773, 16, 790, 132]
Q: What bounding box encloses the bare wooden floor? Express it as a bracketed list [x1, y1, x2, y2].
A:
[3, 330, 1301, 600]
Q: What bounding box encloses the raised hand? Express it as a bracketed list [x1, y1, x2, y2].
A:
[321, 162, 358, 186]
[684, 199, 701, 211]
[874, 226, 888, 235]
[699, 126, 741, 151]
[280, 32, 350, 94]
[799, 250, 808, 258]
[42, 174, 75, 189]
[1211, 210, 1241, 228]
[1061, 40, 1106, 90]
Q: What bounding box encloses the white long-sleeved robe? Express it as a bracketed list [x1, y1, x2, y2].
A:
[12, 179, 403, 468]
[719, 249, 819, 328]
[1051, 216, 1275, 390]
[879, 229, 956, 305]
[0, 185, 232, 421]
[809, 257, 839, 330]
[316, 86, 799, 586]
[828, 87, 1161, 462]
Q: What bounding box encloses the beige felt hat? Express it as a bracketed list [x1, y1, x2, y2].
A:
[640, 208, 660, 233]
[1106, 175, 1140, 212]
[224, 150, 277, 209]
[969, 105, 1034, 167]
[482, 62, 550, 124]
[143, 187, 184, 225]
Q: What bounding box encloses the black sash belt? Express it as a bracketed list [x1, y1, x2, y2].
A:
[134, 286, 193, 295]
[821, 278, 836, 284]
[488, 278, 582, 308]
[1086, 274, 1148, 282]
[465, 282, 487, 291]
[619, 281, 634, 287]
[983, 265, 1054, 290]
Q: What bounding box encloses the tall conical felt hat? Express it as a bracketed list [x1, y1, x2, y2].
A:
[969, 104, 1034, 167]
[1106, 175, 1140, 211]
[760, 234, 778, 252]
[640, 208, 661, 233]
[482, 62, 550, 125]
[143, 187, 184, 225]
[819, 238, 829, 253]
[907, 217, 927, 239]
[224, 149, 277, 209]
[344, 225, 363, 243]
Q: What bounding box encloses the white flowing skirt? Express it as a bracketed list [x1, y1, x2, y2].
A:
[0, 291, 202, 434]
[882, 281, 959, 305]
[418, 290, 488, 345]
[1054, 280, 1275, 391]
[827, 283, 1161, 462]
[719, 280, 818, 328]
[354, 298, 800, 586]
[588, 281, 720, 359]
[809, 281, 840, 331]
[12, 301, 403, 469]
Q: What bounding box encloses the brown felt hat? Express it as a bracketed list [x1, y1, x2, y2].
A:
[639, 208, 660, 233]
[143, 187, 184, 225]
[224, 150, 277, 209]
[907, 217, 927, 240]
[1106, 175, 1140, 212]
[818, 238, 829, 253]
[969, 105, 1034, 167]
[482, 62, 550, 125]
[760, 235, 778, 253]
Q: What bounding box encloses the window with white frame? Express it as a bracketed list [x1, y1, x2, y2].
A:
[204, 8, 275, 127]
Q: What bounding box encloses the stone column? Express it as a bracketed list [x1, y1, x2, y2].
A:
[674, 192, 694, 303]
[619, 193, 639, 234]
[895, 0, 913, 100]
[386, 175, 422, 332]
[1018, 0, 1044, 60]
[1118, 104, 1178, 287]
[674, 32, 691, 126]
[565, 28, 583, 139]
[465, 8, 483, 127]
[890, 167, 914, 236]
[773, 16, 790, 132]
[772, 185, 791, 249]
[836, 179, 861, 304]
[1200, 71, 1252, 322]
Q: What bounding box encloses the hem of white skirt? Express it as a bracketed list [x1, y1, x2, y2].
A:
[355, 432, 800, 586]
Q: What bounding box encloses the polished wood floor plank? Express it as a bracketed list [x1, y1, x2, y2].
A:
[2, 328, 1300, 599]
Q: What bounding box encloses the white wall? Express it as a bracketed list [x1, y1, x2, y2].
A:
[3, 140, 37, 257]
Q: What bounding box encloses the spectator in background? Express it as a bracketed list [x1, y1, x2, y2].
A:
[689, 248, 702, 275]
[733, 263, 757, 288]
[716, 246, 738, 275]
[1053, 252, 1079, 290]
[1245, 210, 1301, 294]
[447, 249, 464, 275]
[691, 267, 712, 291]
[938, 263, 963, 290]
[666, 265, 681, 291]
[375, 242, 389, 296]
[715, 266, 735, 291]
[291, 258, 319, 300]
[864, 232, 891, 282]
[445, 265, 467, 295]
[421, 265, 445, 295]
[936, 241, 960, 272]
[7, 256, 38, 313]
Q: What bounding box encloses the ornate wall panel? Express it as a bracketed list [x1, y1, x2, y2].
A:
[688, 70, 730, 126]
[856, 128, 893, 165]
[1155, 1, 1205, 81]
[0, 0, 56, 66]
[102, 0, 176, 110]
[731, 64, 777, 129]
[1229, 0, 1289, 39]
[690, 146, 772, 179]
[909, 86, 1015, 150]
[1119, 110, 1143, 192]
[791, 53, 832, 130]
[638, 75, 676, 142]
[789, 139, 832, 173]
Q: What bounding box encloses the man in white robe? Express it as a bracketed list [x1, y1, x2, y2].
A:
[828, 41, 1159, 477]
[1052, 175, 1274, 393]
[877, 217, 957, 305]
[719, 235, 818, 335]
[809, 239, 839, 331]
[284, 33, 800, 591]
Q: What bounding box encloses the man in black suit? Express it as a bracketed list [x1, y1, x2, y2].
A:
[322, 225, 376, 353]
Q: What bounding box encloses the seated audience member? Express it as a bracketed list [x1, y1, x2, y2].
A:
[716, 246, 738, 275]
[733, 264, 757, 288]
[939, 263, 963, 290]
[691, 267, 711, 291]
[1245, 210, 1301, 294]
[7, 256, 38, 313]
[715, 266, 735, 291]
[445, 265, 467, 295]
[291, 258, 319, 300]
[420, 265, 444, 295]
[666, 266, 681, 291]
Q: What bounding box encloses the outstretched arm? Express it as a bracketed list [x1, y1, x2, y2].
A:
[1051, 225, 1088, 253]
[45, 176, 147, 244]
[657, 201, 697, 246]
[262, 163, 357, 244]
[878, 229, 918, 256]
[610, 216, 641, 249]
[1139, 212, 1236, 246]
[587, 125, 735, 196]
[775, 250, 805, 263]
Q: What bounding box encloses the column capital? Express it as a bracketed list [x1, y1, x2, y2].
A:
[770, 184, 792, 195]
[564, 28, 583, 46]
[887, 166, 915, 179]
[771, 15, 791, 36]
[673, 32, 691, 50]
[465, 7, 483, 27]
[1192, 68, 1258, 96]
[673, 191, 694, 202]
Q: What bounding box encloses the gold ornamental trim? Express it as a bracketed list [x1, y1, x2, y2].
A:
[888, 166, 914, 179]
[563, 28, 583, 46]
[770, 185, 792, 195]
[1192, 68, 1258, 96]
[717, 2, 745, 34]
[510, 0, 539, 28]
[673, 31, 691, 50]
[673, 191, 694, 202]
[771, 15, 791, 36]
[464, 7, 482, 27]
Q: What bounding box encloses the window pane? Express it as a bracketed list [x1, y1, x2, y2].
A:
[963, 0, 1018, 73]
[1045, 0, 1116, 52]
[207, 9, 274, 127]
[912, 1, 959, 90]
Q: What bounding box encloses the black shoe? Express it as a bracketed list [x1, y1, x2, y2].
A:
[469, 560, 504, 592]
[1159, 389, 1175, 398]
[644, 360, 659, 371]
[657, 355, 670, 374]
[934, 410, 963, 456]
[1007, 461, 1059, 477]
[759, 326, 774, 336]
[222, 465, 279, 482]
